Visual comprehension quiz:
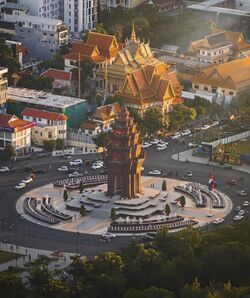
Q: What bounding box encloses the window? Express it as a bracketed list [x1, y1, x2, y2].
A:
[229, 91, 234, 96]
[204, 87, 208, 91]
[194, 85, 199, 89]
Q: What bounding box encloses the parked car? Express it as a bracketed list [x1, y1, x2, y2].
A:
[142, 142, 151, 148]
[58, 166, 68, 172]
[243, 201, 249, 207]
[234, 215, 244, 221]
[237, 190, 247, 196]
[68, 172, 83, 178]
[69, 159, 83, 166]
[15, 183, 26, 190]
[33, 169, 46, 174]
[150, 139, 160, 145]
[157, 145, 167, 151]
[0, 166, 9, 172]
[235, 206, 241, 212]
[238, 209, 246, 216]
[188, 143, 198, 148]
[149, 170, 161, 175]
[67, 168, 76, 174]
[92, 163, 103, 170]
[172, 133, 181, 139]
[99, 236, 111, 243]
[181, 129, 191, 136]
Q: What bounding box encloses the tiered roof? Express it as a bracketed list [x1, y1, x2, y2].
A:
[192, 57, 250, 90]
[92, 102, 121, 121]
[64, 32, 120, 64]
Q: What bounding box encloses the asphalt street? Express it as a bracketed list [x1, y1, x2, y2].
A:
[0, 136, 249, 258]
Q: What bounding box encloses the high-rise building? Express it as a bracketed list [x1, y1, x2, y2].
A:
[0, 68, 8, 114]
[63, 0, 98, 36]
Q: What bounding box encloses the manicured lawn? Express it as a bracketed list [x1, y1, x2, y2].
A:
[0, 251, 21, 264]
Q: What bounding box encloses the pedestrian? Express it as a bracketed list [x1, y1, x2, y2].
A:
[25, 248, 28, 255]
[22, 255, 25, 261]
[29, 254, 31, 261]
[16, 244, 18, 250]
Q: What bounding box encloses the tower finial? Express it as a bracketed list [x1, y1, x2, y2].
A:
[131, 20, 137, 42]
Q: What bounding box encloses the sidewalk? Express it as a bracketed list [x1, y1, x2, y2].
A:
[0, 242, 75, 272]
[172, 149, 250, 174]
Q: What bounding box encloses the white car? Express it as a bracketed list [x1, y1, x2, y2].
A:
[58, 166, 68, 172]
[159, 141, 168, 146]
[172, 133, 181, 139]
[150, 139, 160, 145]
[201, 124, 210, 130]
[149, 170, 161, 175]
[185, 171, 193, 177]
[92, 164, 103, 170]
[15, 183, 26, 190]
[212, 218, 224, 224]
[157, 145, 167, 151]
[69, 159, 83, 166]
[21, 177, 33, 184]
[102, 232, 116, 239]
[243, 201, 249, 207]
[237, 190, 247, 197]
[189, 143, 198, 148]
[0, 166, 10, 172]
[142, 142, 151, 148]
[68, 172, 83, 178]
[238, 209, 246, 216]
[234, 215, 244, 221]
[181, 129, 191, 136]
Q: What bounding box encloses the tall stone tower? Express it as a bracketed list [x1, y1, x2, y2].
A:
[104, 106, 145, 199]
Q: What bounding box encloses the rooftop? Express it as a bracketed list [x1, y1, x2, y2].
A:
[17, 14, 64, 26]
[7, 88, 86, 109]
[21, 108, 68, 121]
[0, 114, 35, 131]
[41, 68, 72, 81]
[2, 2, 29, 12]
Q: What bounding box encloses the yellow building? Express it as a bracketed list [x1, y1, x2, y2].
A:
[191, 57, 250, 102]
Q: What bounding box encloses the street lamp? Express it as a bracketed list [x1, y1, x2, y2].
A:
[76, 230, 80, 255]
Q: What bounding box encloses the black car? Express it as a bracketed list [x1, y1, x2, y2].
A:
[67, 168, 76, 174]
[33, 169, 46, 174]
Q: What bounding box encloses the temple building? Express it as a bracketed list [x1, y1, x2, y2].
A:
[95, 24, 181, 114]
[184, 29, 250, 64]
[191, 56, 250, 102]
[64, 32, 121, 71]
[104, 107, 145, 199]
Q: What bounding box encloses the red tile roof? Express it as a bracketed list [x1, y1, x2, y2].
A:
[21, 108, 68, 121]
[87, 32, 115, 52]
[41, 68, 72, 81]
[80, 120, 100, 130]
[0, 114, 34, 131]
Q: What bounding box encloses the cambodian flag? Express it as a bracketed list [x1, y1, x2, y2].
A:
[208, 173, 215, 190]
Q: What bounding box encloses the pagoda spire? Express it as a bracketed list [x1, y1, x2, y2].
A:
[131, 20, 137, 42]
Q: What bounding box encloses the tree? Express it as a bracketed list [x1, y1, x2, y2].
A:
[165, 204, 171, 216]
[63, 190, 68, 202]
[79, 181, 84, 193]
[17, 74, 53, 91]
[180, 196, 186, 208]
[143, 107, 169, 136]
[93, 132, 108, 148]
[2, 143, 15, 160]
[162, 180, 167, 192]
[111, 208, 116, 222]
[80, 205, 85, 217]
[43, 140, 56, 152]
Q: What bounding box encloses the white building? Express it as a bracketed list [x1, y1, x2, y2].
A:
[0, 114, 35, 156]
[19, 0, 63, 19]
[21, 108, 68, 146]
[0, 68, 8, 114]
[63, 0, 98, 36]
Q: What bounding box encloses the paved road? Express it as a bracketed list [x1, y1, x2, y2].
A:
[0, 138, 249, 258]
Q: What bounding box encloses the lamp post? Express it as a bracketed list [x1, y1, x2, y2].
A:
[76, 230, 80, 255]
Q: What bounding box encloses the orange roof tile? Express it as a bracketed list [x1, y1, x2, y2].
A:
[0, 114, 34, 131]
[93, 103, 121, 120]
[41, 68, 71, 81]
[80, 120, 99, 130]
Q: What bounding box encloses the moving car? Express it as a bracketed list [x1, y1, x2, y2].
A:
[21, 177, 33, 184]
[102, 232, 116, 239]
[15, 183, 26, 190]
[226, 179, 237, 186]
[243, 201, 249, 207]
[149, 170, 161, 175]
[185, 171, 193, 177]
[212, 218, 224, 225]
[99, 236, 111, 243]
[234, 215, 244, 221]
[68, 172, 83, 178]
[92, 163, 103, 170]
[58, 166, 68, 172]
[67, 168, 76, 174]
[237, 190, 247, 196]
[0, 166, 9, 172]
[69, 159, 83, 166]
[33, 169, 46, 174]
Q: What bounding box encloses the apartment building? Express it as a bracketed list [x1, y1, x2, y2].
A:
[0, 68, 8, 114]
[22, 107, 67, 146]
[15, 14, 68, 59]
[63, 0, 98, 36]
[100, 0, 145, 10]
[0, 113, 35, 156]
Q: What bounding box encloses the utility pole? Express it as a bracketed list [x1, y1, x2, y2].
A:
[103, 59, 108, 106]
[78, 52, 81, 98]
